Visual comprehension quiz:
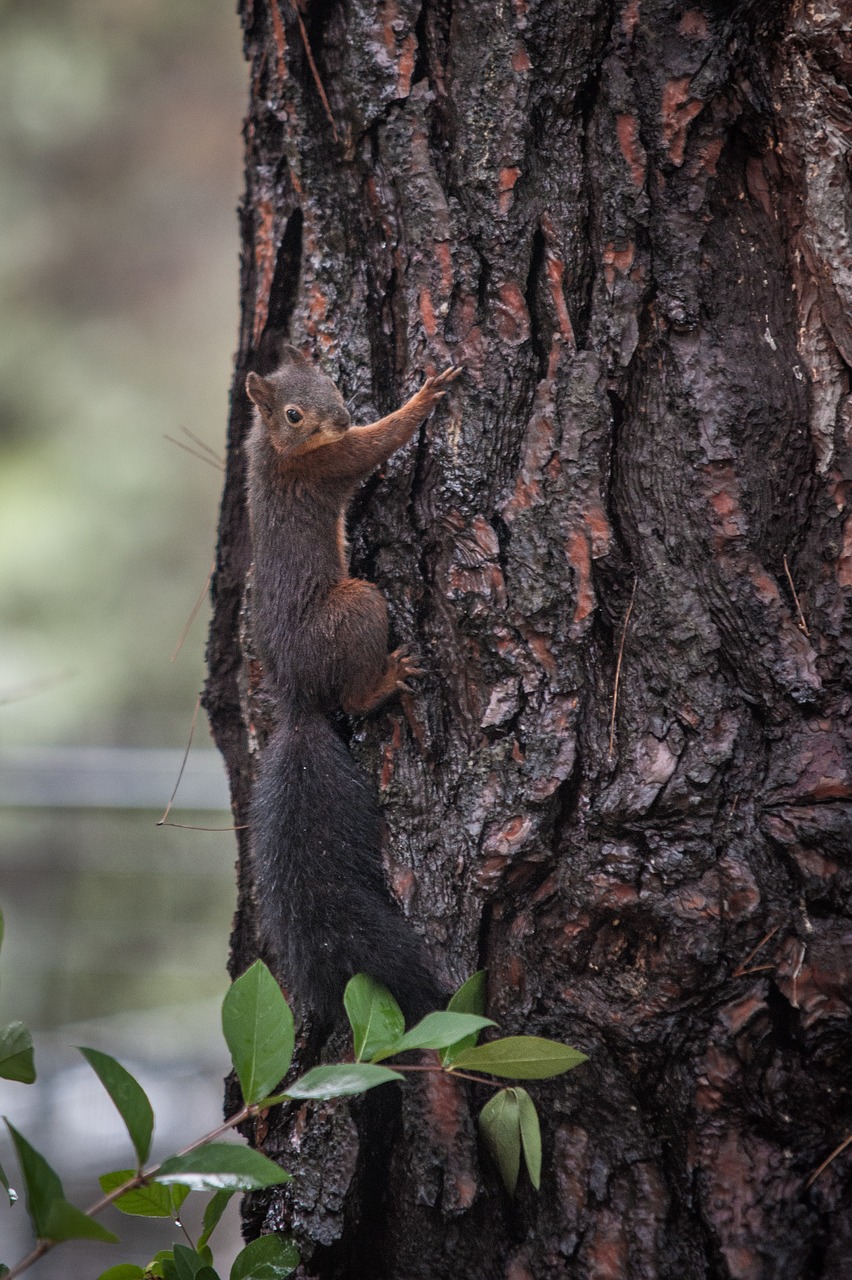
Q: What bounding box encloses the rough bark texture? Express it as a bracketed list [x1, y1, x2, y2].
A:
[206, 1, 852, 1276]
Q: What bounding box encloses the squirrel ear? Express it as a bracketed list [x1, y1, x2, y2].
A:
[277, 344, 308, 368]
[246, 371, 275, 415]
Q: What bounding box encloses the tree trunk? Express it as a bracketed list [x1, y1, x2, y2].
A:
[205, 1, 852, 1276]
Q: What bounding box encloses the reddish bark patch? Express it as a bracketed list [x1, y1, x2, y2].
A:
[661, 76, 703, 165]
[567, 528, 596, 629]
[746, 156, 773, 219]
[419, 286, 438, 338]
[505, 1261, 534, 1280]
[582, 1209, 629, 1280]
[498, 166, 522, 214]
[546, 253, 575, 344]
[541, 213, 576, 343]
[616, 113, 646, 187]
[839, 511, 852, 587]
[388, 861, 416, 907]
[483, 814, 535, 856]
[621, 0, 640, 40]
[584, 502, 613, 557]
[495, 280, 531, 344]
[512, 44, 531, 73]
[379, 717, 403, 789]
[776, 928, 852, 1026]
[252, 198, 276, 345]
[268, 0, 288, 86]
[524, 629, 558, 677]
[435, 239, 453, 295]
[689, 134, 723, 178]
[679, 9, 709, 40]
[423, 1068, 477, 1209]
[396, 33, 417, 97]
[603, 240, 636, 292]
[719, 987, 767, 1035]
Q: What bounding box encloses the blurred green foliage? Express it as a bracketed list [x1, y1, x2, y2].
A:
[0, 0, 245, 747]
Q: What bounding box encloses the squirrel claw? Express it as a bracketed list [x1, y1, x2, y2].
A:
[422, 365, 463, 397]
[390, 645, 425, 689]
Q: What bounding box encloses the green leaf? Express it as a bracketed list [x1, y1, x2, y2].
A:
[146, 1249, 175, 1279]
[448, 971, 487, 1016]
[172, 1245, 215, 1280]
[442, 972, 488, 1064]
[222, 961, 295, 1107]
[515, 1088, 542, 1190]
[478, 1089, 521, 1195]
[0, 1267, 10, 1278]
[155, 1144, 291, 1192]
[0, 1155, 17, 1205]
[230, 1234, 299, 1280]
[371, 1012, 496, 1062]
[79, 1048, 154, 1166]
[343, 974, 404, 1062]
[99, 1169, 190, 1218]
[0, 1022, 36, 1084]
[284, 1063, 403, 1099]
[5, 1120, 63, 1237]
[197, 1189, 235, 1249]
[451, 1036, 588, 1079]
[146, 1249, 176, 1279]
[97, 1266, 146, 1280]
[42, 1198, 119, 1243]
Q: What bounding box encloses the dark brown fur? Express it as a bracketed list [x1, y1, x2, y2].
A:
[245, 346, 460, 1026]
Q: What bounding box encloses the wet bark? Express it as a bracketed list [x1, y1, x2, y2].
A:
[205, 1, 852, 1276]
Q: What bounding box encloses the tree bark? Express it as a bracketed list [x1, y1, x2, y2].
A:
[206, 1, 852, 1276]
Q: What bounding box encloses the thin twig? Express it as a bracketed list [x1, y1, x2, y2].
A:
[171, 562, 215, 662]
[158, 821, 248, 831]
[789, 940, 806, 1009]
[289, 0, 339, 141]
[157, 693, 202, 826]
[783, 554, 809, 635]
[608, 576, 637, 758]
[181, 426, 224, 466]
[805, 1132, 852, 1190]
[732, 923, 781, 979]
[164, 435, 224, 472]
[177, 1217, 195, 1249]
[393, 1063, 504, 1089]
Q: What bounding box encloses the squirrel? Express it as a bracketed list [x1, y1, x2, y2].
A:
[244, 345, 461, 1029]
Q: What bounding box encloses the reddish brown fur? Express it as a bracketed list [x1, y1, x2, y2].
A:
[246, 351, 460, 713]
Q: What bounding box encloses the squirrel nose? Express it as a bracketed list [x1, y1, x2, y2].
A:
[335, 407, 351, 431]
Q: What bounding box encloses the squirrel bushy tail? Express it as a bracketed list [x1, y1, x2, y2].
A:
[250, 708, 445, 1028]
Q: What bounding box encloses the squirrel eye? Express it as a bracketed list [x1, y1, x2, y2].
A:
[285, 406, 303, 425]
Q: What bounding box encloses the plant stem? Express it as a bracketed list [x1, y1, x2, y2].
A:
[5, 1105, 252, 1279]
[392, 1062, 503, 1088]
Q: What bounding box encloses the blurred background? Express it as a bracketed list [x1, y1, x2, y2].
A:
[0, 0, 247, 1270]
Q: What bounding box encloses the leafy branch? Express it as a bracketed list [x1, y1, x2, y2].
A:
[1, 955, 587, 1279]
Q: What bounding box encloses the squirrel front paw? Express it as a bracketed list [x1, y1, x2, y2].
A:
[418, 365, 463, 407]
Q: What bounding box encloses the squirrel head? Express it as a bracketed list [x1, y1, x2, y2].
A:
[246, 346, 351, 457]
